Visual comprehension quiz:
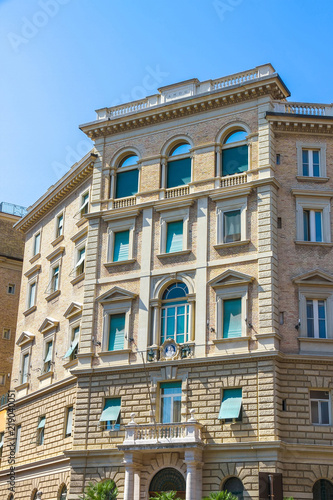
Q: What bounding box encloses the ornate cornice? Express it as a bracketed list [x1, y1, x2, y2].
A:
[266, 111, 333, 134]
[15, 152, 97, 234]
[80, 77, 287, 140]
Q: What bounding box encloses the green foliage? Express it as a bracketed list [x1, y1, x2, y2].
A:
[149, 492, 182, 500]
[283, 498, 294, 500]
[79, 479, 118, 500]
[202, 492, 239, 500]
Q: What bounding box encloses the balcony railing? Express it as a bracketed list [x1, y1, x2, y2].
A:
[121, 410, 203, 448]
[221, 172, 247, 188]
[113, 196, 137, 209]
[165, 186, 190, 199]
[273, 101, 333, 116]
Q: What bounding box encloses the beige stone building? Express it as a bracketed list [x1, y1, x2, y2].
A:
[1, 64, 333, 500]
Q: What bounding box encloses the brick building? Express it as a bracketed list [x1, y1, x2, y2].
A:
[1, 64, 333, 500]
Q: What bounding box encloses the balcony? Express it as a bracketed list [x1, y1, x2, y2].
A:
[119, 410, 203, 451]
[273, 101, 333, 116]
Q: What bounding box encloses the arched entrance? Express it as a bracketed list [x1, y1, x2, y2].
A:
[149, 467, 186, 499]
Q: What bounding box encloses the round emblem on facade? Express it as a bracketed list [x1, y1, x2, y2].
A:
[160, 339, 179, 361]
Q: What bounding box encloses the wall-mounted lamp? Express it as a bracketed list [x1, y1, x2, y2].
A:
[295, 319, 301, 330]
[181, 345, 191, 359]
[147, 348, 155, 362]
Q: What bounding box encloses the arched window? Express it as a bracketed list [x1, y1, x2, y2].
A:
[224, 477, 244, 500]
[114, 154, 139, 199]
[161, 282, 189, 344]
[222, 129, 248, 177]
[166, 142, 192, 189]
[313, 479, 333, 500]
[59, 485, 67, 500]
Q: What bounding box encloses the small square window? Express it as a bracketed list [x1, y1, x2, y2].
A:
[7, 284, 15, 295]
[310, 390, 330, 425]
[3, 328, 11, 340]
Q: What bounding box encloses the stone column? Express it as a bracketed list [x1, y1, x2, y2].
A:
[123, 452, 142, 500]
[184, 448, 203, 500]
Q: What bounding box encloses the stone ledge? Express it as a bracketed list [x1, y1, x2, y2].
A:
[157, 250, 191, 259]
[51, 234, 64, 247]
[45, 289, 61, 302]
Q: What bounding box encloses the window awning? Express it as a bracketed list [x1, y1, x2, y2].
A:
[75, 251, 85, 268]
[44, 342, 53, 363]
[218, 388, 242, 419]
[100, 398, 121, 422]
[37, 417, 46, 429]
[63, 330, 80, 359]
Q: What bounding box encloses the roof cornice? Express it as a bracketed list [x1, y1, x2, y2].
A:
[80, 74, 288, 140]
[15, 152, 97, 233]
[266, 111, 333, 134]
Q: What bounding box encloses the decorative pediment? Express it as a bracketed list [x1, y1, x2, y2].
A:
[64, 302, 83, 319]
[208, 270, 254, 289]
[292, 269, 333, 286]
[97, 286, 137, 304]
[16, 331, 35, 347]
[38, 317, 59, 334]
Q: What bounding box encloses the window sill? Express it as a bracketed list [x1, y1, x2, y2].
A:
[63, 358, 78, 370]
[99, 349, 132, 356]
[294, 241, 333, 247]
[214, 239, 250, 250]
[296, 176, 329, 183]
[99, 349, 132, 366]
[71, 273, 85, 286]
[14, 382, 29, 391]
[45, 290, 61, 302]
[51, 234, 64, 247]
[299, 337, 333, 356]
[157, 249, 191, 259]
[104, 259, 136, 269]
[37, 371, 54, 381]
[23, 305, 37, 316]
[212, 336, 251, 355]
[29, 253, 41, 264]
[76, 217, 88, 228]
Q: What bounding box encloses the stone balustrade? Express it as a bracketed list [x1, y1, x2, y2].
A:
[273, 101, 333, 116]
[221, 172, 247, 188]
[113, 196, 137, 209]
[165, 185, 190, 199]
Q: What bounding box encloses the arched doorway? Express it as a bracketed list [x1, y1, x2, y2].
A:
[224, 477, 244, 500]
[149, 467, 186, 499]
[313, 479, 333, 500]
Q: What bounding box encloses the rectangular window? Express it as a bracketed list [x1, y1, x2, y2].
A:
[56, 214, 63, 238]
[302, 149, 320, 177]
[80, 192, 89, 216]
[222, 145, 248, 176]
[0, 432, 4, 458]
[0, 375, 5, 385]
[37, 416, 45, 445]
[108, 313, 125, 351]
[113, 231, 130, 262]
[161, 304, 189, 344]
[51, 266, 59, 292]
[160, 382, 182, 424]
[33, 233, 41, 256]
[76, 247, 86, 276]
[28, 282, 36, 308]
[21, 353, 29, 384]
[64, 326, 80, 361]
[43, 341, 53, 373]
[166, 221, 183, 253]
[167, 158, 191, 188]
[223, 210, 241, 243]
[306, 299, 326, 338]
[218, 388, 242, 421]
[65, 407, 73, 437]
[303, 209, 322, 242]
[8, 284, 15, 295]
[3, 328, 11, 340]
[116, 170, 139, 199]
[100, 398, 121, 431]
[310, 390, 330, 425]
[223, 298, 242, 338]
[15, 425, 21, 453]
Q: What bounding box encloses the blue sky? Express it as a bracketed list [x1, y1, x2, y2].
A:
[1, 0, 333, 208]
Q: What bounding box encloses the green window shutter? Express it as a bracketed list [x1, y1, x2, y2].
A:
[113, 231, 130, 262]
[108, 313, 125, 351]
[160, 381, 182, 390]
[167, 158, 191, 188]
[223, 298, 242, 338]
[100, 398, 121, 422]
[218, 388, 242, 419]
[44, 342, 53, 363]
[166, 221, 183, 253]
[222, 145, 248, 176]
[37, 416, 46, 429]
[63, 329, 80, 358]
[116, 170, 139, 199]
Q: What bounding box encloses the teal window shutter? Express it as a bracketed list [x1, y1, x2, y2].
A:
[166, 221, 183, 253]
[63, 328, 80, 358]
[218, 388, 242, 419]
[223, 298, 242, 338]
[167, 158, 191, 188]
[37, 416, 46, 429]
[113, 231, 130, 262]
[160, 382, 182, 390]
[108, 313, 125, 351]
[222, 145, 248, 176]
[116, 170, 139, 199]
[100, 398, 121, 422]
[224, 210, 241, 242]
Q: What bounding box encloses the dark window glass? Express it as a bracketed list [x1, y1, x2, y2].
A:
[116, 169, 139, 198]
[167, 158, 191, 188]
[222, 146, 248, 176]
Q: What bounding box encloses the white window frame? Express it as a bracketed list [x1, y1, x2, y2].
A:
[42, 336, 54, 374]
[27, 279, 37, 310]
[306, 298, 327, 339]
[215, 285, 248, 339]
[158, 207, 190, 255]
[102, 301, 132, 352]
[310, 390, 331, 426]
[55, 211, 65, 239]
[75, 243, 86, 277]
[37, 416, 46, 446]
[32, 231, 41, 257]
[64, 406, 74, 438]
[46, 259, 61, 295]
[7, 283, 15, 295]
[296, 141, 327, 178]
[65, 320, 81, 362]
[215, 196, 248, 246]
[107, 218, 135, 263]
[20, 349, 30, 385]
[294, 194, 331, 243]
[160, 382, 182, 424]
[3, 328, 11, 340]
[298, 287, 333, 339]
[77, 190, 90, 218]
